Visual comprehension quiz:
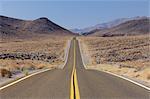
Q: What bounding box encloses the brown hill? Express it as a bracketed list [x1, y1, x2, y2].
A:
[0, 15, 74, 39]
[88, 18, 150, 37]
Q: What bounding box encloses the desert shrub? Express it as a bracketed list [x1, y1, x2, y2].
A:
[147, 74, 150, 80]
[25, 71, 29, 76]
[38, 66, 45, 69]
[135, 74, 140, 77]
[22, 68, 29, 76]
[28, 65, 36, 70]
[0, 68, 12, 78]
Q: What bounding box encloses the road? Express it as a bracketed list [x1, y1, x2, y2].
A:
[0, 38, 149, 99]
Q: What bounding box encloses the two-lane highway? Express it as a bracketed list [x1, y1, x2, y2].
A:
[0, 38, 149, 99]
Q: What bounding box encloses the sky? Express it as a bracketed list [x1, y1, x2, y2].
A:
[0, 0, 149, 29]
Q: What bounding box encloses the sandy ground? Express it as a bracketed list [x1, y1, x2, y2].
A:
[79, 35, 150, 87]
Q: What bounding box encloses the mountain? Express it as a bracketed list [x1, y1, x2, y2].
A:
[89, 17, 150, 37]
[0, 15, 74, 39]
[71, 16, 148, 34]
[70, 28, 83, 34]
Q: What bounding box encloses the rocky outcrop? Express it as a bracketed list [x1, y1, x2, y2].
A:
[0, 53, 58, 63]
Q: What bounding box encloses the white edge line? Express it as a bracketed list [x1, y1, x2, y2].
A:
[99, 70, 150, 91]
[61, 39, 71, 69]
[0, 69, 50, 90]
[77, 38, 87, 69]
[77, 38, 150, 91]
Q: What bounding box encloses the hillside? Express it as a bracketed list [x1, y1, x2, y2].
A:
[88, 18, 150, 36]
[0, 16, 73, 39]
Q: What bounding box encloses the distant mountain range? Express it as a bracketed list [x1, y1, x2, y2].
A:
[0, 15, 149, 39]
[70, 16, 149, 34]
[0, 15, 74, 39]
[85, 17, 150, 36]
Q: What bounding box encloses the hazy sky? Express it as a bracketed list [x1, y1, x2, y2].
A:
[0, 0, 149, 29]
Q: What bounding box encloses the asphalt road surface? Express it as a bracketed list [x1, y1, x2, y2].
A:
[0, 38, 149, 99]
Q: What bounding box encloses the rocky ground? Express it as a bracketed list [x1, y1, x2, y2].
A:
[79, 35, 150, 87]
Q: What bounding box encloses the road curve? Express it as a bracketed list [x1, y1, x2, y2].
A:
[0, 38, 149, 99]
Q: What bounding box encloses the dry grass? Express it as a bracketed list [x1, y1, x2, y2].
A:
[0, 59, 60, 70]
[0, 68, 12, 78]
[147, 74, 150, 80]
[0, 36, 69, 54]
[80, 35, 150, 66]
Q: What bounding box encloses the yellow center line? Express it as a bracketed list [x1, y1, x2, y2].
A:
[70, 38, 80, 99]
[74, 69, 80, 99]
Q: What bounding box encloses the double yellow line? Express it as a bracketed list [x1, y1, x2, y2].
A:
[70, 39, 80, 99]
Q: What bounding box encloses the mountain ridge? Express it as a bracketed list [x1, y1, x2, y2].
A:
[70, 16, 148, 34]
[0, 15, 74, 39]
[88, 18, 150, 36]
